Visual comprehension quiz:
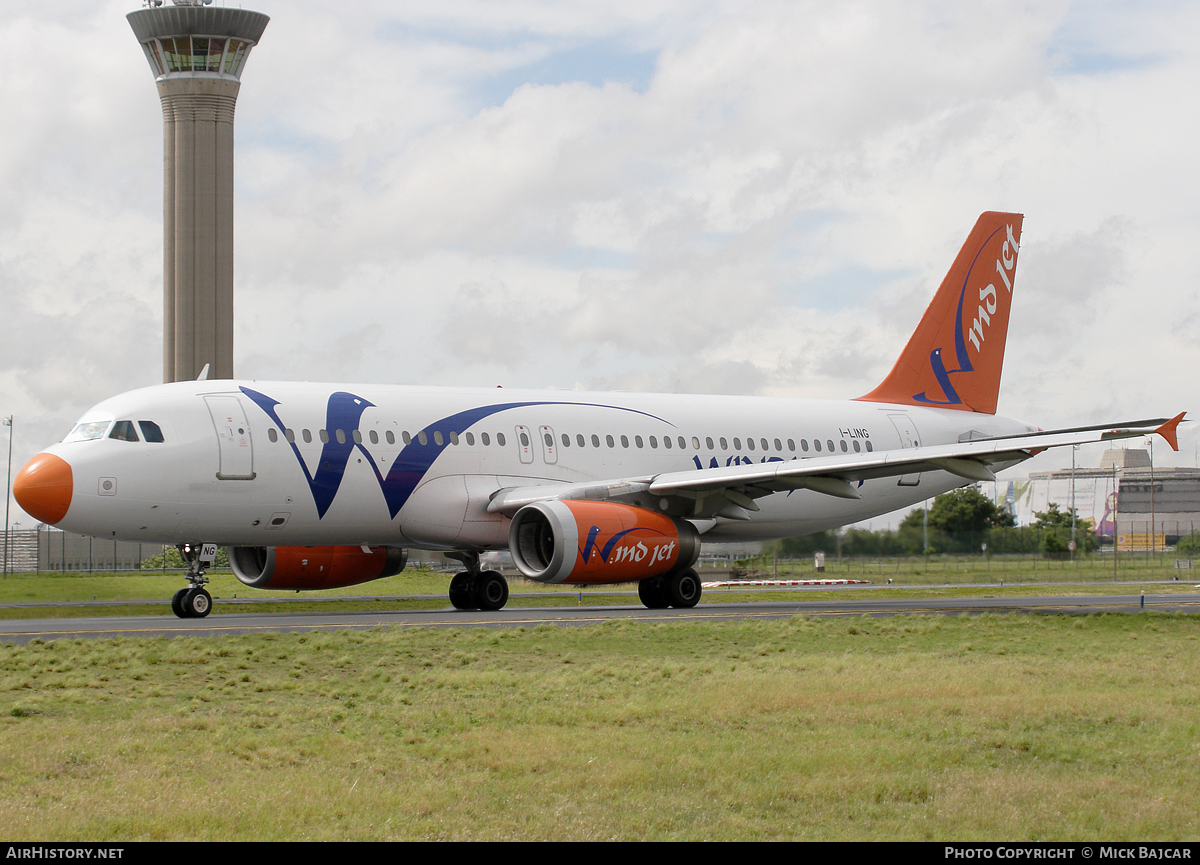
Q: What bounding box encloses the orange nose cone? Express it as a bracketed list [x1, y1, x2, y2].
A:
[13, 453, 73, 524]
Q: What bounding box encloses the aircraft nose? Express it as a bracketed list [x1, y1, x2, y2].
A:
[13, 453, 73, 525]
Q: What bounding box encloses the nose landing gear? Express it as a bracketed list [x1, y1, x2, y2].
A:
[171, 543, 216, 619]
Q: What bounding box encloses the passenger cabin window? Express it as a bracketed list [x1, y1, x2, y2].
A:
[606, 435, 615, 448]
[385, 431, 394, 445]
[353, 430, 363, 444]
[139, 421, 165, 443]
[591, 434, 600, 448]
[467, 433, 475, 446]
[267, 429, 278, 443]
[635, 435, 644, 448]
[649, 436, 658, 448]
[621, 435, 629, 448]
[335, 429, 346, 444]
[561, 434, 570, 447]
[285, 429, 295, 443]
[109, 421, 139, 442]
[720, 437, 728, 450]
[319, 429, 330, 444]
[706, 437, 714, 450]
[370, 430, 379, 444]
[402, 431, 411, 445]
[827, 440, 835, 452]
[663, 436, 672, 449]
[450, 432, 459, 445]
[813, 440, 821, 452]
[481, 432, 490, 446]
[418, 431, 428, 446]
[302, 429, 312, 444]
[577, 434, 586, 447]
[865, 441, 874, 452]
[733, 438, 741, 449]
[746, 438, 754, 451]
[497, 433, 506, 446]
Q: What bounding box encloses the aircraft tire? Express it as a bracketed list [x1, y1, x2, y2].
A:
[171, 588, 189, 619]
[449, 572, 475, 610]
[638, 577, 670, 609]
[475, 570, 509, 611]
[183, 588, 212, 618]
[666, 569, 702, 609]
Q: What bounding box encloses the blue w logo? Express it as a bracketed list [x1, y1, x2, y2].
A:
[241, 387, 670, 521]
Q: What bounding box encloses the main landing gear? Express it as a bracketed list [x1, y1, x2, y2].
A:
[446, 551, 510, 611]
[637, 568, 702, 609]
[171, 542, 216, 619]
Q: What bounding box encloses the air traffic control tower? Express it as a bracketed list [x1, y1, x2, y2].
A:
[127, 1, 269, 383]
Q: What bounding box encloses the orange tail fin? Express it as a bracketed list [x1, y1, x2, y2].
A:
[857, 211, 1023, 414]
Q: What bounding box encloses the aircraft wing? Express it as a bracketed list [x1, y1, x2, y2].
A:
[487, 413, 1184, 520]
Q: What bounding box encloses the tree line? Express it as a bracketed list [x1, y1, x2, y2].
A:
[767, 487, 1101, 558]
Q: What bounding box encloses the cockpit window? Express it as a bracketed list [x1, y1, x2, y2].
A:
[109, 420, 140, 442]
[138, 421, 165, 443]
[65, 421, 111, 442]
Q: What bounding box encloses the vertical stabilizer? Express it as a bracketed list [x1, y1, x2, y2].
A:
[857, 211, 1023, 414]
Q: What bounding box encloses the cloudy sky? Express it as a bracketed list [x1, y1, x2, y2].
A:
[2, 0, 1198, 529]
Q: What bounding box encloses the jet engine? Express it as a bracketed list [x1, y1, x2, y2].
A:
[228, 545, 408, 590]
[509, 500, 700, 584]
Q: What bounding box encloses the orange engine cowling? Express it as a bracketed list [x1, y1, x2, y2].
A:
[509, 500, 700, 584]
[229, 545, 408, 590]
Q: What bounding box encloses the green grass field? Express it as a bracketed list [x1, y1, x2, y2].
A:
[1, 612, 1198, 840]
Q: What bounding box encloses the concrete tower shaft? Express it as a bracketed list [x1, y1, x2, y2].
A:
[127, 5, 269, 384]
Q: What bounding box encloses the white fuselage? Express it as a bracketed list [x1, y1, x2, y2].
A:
[42, 380, 1034, 549]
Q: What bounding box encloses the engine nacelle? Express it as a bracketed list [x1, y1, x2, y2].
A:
[229, 545, 408, 590]
[509, 500, 700, 584]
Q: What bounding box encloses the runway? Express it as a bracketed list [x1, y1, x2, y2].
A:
[3, 592, 1199, 644]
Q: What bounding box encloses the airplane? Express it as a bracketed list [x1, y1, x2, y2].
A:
[11, 211, 1185, 618]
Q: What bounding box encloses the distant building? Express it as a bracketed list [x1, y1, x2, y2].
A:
[993, 449, 1200, 544]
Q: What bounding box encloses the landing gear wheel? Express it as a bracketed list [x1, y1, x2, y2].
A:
[182, 588, 212, 618]
[666, 568, 702, 608]
[449, 572, 476, 610]
[474, 570, 509, 611]
[171, 588, 189, 619]
[638, 577, 670, 609]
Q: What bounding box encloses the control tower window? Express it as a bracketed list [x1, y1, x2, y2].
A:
[109, 421, 140, 443]
[161, 37, 192, 72]
[224, 40, 248, 76]
[142, 43, 165, 77]
[205, 38, 227, 72]
[138, 421, 165, 443]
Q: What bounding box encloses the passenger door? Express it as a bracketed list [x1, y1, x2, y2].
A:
[205, 395, 255, 480]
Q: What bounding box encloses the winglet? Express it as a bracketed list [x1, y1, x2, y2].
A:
[1155, 412, 1185, 452]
